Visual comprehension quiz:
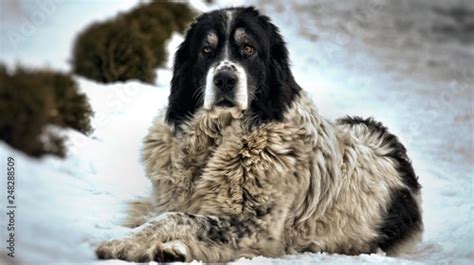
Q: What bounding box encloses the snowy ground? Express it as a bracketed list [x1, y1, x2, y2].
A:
[0, 0, 473, 264]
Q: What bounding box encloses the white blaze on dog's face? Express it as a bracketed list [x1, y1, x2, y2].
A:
[202, 11, 250, 115]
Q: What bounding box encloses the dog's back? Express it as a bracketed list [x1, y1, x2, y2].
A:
[336, 116, 423, 255]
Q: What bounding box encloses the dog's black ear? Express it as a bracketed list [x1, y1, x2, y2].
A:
[251, 14, 301, 125]
[165, 22, 199, 129]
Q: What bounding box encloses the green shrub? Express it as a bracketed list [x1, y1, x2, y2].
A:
[72, 1, 196, 84]
[0, 65, 93, 158]
[73, 19, 156, 84]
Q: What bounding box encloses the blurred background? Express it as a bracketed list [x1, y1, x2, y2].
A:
[0, 0, 472, 264]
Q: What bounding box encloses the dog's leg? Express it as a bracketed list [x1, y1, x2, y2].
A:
[143, 111, 238, 213]
[96, 211, 286, 262]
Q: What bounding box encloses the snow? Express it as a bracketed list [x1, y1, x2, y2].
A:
[0, 0, 472, 264]
[0, 0, 137, 71]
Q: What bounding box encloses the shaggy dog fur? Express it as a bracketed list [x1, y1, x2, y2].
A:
[96, 6, 422, 263]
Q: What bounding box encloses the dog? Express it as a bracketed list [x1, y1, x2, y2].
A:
[96, 6, 423, 263]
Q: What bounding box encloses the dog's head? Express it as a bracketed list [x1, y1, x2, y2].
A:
[166, 6, 301, 128]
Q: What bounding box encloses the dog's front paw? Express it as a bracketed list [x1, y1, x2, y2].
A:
[156, 241, 188, 262]
[96, 239, 150, 262]
[96, 239, 189, 262]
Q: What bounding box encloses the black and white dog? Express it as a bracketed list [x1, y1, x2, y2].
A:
[96, 6, 423, 263]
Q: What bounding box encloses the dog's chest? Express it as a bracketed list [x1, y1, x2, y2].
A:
[184, 126, 306, 219]
[179, 125, 275, 216]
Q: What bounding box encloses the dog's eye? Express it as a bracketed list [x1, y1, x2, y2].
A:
[243, 45, 254, 55]
[202, 46, 212, 55]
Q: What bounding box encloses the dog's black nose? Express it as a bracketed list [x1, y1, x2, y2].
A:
[214, 71, 237, 92]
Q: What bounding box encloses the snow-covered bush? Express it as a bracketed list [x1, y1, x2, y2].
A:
[72, 2, 195, 84]
[0, 65, 93, 157]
